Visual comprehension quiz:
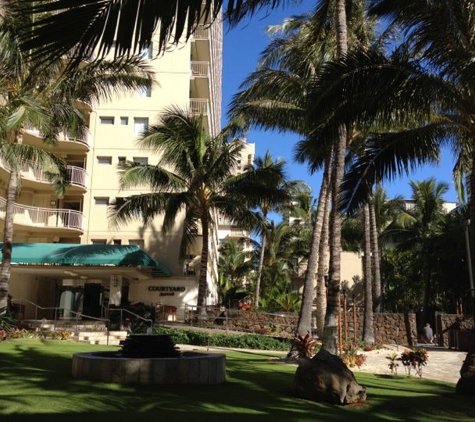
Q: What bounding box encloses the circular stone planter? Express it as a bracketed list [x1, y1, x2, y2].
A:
[72, 351, 226, 385]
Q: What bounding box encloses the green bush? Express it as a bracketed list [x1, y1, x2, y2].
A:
[153, 326, 292, 351]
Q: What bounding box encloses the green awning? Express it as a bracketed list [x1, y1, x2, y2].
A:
[0, 243, 171, 276]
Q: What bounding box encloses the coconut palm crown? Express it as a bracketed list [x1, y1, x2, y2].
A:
[109, 106, 288, 312]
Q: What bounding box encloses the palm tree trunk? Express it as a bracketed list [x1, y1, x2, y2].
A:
[254, 218, 267, 308]
[369, 195, 382, 312]
[322, 0, 348, 355]
[363, 202, 375, 344]
[197, 213, 210, 316]
[0, 131, 21, 310]
[296, 155, 331, 336]
[317, 186, 331, 338]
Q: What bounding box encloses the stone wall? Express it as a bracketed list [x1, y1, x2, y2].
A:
[211, 309, 418, 346]
[342, 312, 418, 347]
[435, 313, 474, 351]
[204, 309, 474, 348]
[215, 309, 298, 337]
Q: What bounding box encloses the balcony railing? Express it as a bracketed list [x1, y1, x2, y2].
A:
[24, 125, 89, 147]
[190, 99, 209, 116]
[191, 61, 210, 77]
[0, 196, 85, 231]
[0, 158, 88, 189]
[192, 25, 209, 40]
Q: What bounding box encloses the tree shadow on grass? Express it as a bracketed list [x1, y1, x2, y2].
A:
[0, 340, 472, 422]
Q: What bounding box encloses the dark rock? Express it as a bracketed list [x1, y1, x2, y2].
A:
[456, 339, 475, 395]
[293, 348, 367, 405]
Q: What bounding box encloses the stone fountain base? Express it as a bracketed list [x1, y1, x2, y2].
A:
[72, 350, 226, 384]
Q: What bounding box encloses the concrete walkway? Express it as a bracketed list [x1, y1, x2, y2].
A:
[348, 344, 467, 384]
[180, 343, 468, 384]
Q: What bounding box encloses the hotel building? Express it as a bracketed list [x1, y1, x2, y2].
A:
[5, 14, 254, 322]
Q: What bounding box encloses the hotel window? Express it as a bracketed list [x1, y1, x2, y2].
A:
[136, 86, 152, 97]
[113, 239, 122, 245]
[118, 156, 126, 164]
[120, 116, 128, 125]
[94, 197, 109, 206]
[91, 239, 107, 244]
[99, 116, 114, 125]
[129, 239, 145, 249]
[133, 117, 148, 136]
[133, 157, 148, 165]
[97, 156, 112, 165]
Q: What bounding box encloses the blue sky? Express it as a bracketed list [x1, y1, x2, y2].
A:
[220, 1, 459, 205]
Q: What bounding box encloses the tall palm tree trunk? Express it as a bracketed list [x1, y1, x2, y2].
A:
[316, 184, 331, 339]
[296, 155, 331, 336]
[197, 213, 210, 316]
[0, 131, 20, 310]
[363, 202, 375, 344]
[369, 196, 382, 312]
[254, 217, 267, 308]
[322, 0, 349, 355]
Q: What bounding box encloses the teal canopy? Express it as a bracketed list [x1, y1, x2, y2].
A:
[0, 243, 171, 276]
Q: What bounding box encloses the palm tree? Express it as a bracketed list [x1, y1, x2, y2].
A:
[217, 239, 256, 304]
[20, 0, 301, 65]
[109, 106, 277, 314]
[385, 178, 449, 321]
[0, 8, 153, 310]
[243, 151, 299, 308]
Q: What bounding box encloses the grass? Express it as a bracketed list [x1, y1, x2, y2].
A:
[0, 339, 473, 422]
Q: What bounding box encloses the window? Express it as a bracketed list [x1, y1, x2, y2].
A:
[97, 156, 112, 165]
[94, 197, 109, 206]
[136, 86, 152, 97]
[91, 239, 107, 244]
[129, 239, 144, 249]
[113, 239, 122, 245]
[120, 116, 128, 125]
[133, 117, 149, 136]
[133, 157, 148, 165]
[118, 156, 126, 164]
[99, 116, 114, 125]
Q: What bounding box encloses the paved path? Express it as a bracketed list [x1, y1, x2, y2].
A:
[349, 344, 467, 384]
[181, 343, 467, 384]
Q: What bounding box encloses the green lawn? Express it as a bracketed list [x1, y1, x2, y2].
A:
[0, 339, 473, 422]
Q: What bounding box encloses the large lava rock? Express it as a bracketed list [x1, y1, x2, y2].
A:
[293, 348, 367, 405]
[456, 341, 475, 395]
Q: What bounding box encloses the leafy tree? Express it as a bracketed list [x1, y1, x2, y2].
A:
[385, 178, 449, 321]
[243, 152, 299, 308]
[217, 239, 256, 304]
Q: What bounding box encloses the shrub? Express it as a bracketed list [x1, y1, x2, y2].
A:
[399, 348, 429, 378]
[341, 342, 367, 368]
[51, 330, 72, 341]
[153, 326, 292, 351]
[293, 333, 320, 358]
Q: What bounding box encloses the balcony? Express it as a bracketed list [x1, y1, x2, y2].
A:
[191, 61, 209, 77]
[23, 126, 90, 151]
[0, 158, 88, 191]
[192, 25, 209, 41]
[191, 25, 211, 62]
[190, 99, 210, 132]
[0, 196, 85, 232]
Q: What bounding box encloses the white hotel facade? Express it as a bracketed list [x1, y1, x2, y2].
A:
[4, 15, 255, 322]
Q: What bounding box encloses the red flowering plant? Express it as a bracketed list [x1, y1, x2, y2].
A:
[293, 332, 320, 359]
[399, 348, 429, 378]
